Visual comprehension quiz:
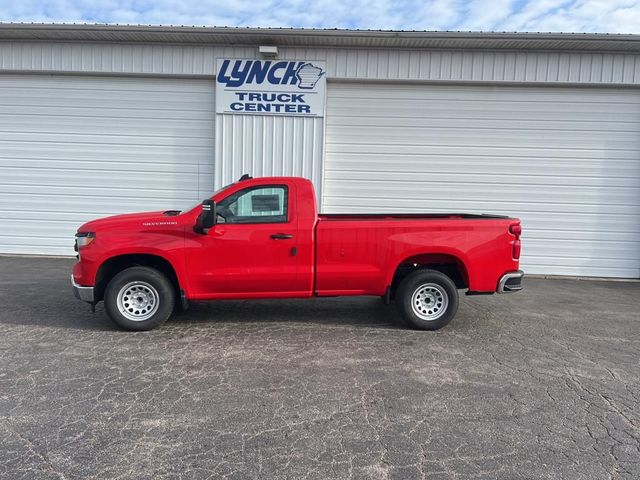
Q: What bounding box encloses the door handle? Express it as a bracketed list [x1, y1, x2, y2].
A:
[270, 233, 294, 240]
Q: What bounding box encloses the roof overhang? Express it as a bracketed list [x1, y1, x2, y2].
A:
[1, 23, 640, 53]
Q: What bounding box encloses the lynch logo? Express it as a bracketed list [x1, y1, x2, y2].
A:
[216, 58, 326, 117]
[218, 60, 325, 89]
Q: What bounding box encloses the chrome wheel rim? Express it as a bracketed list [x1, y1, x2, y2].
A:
[116, 281, 159, 322]
[411, 283, 448, 321]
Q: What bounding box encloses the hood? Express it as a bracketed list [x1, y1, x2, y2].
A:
[78, 210, 181, 233]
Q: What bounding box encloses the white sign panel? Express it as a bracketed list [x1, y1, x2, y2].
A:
[216, 59, 326, 117]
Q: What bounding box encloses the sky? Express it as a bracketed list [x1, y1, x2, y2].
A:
[0, 0, 639, 34]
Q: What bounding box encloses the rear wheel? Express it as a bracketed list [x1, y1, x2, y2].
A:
[104, 266, 175, 331]
[396, 269, 459, 330]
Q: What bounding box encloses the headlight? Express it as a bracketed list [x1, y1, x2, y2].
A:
[75, 232, 95, 249]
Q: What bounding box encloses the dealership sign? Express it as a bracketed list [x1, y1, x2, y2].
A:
[216, 59, 326, 117]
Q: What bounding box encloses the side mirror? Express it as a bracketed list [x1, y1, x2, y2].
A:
[194, 199, 216, 234]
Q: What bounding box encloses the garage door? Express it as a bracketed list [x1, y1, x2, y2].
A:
[0, 74, 215, 255]
[324, 83, 640, 278]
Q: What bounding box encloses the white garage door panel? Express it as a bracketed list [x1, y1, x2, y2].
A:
[0, 144, 213, 166]
[0, 132, 214, 147]
[324, 179, 637, 209]
[0, 74, 215, 256]
[335, 156, 638, 178]
[329, 117, 639, 134]
[333, 144, 639, 161]
[328, 131, 639, 150]
[325, 83, 640, 278]
[0, 158, 213, 175]
[0, 191, 197, 213]
[0, 78, 211, 106]
[329, 169, 639, 188]
[1, 168, 199, 189]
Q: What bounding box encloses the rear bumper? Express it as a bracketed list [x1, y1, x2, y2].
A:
[497, 270, 524, 293]
[71, 275, 94, 302]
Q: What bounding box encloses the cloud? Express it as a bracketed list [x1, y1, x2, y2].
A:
[463, 0, 640, 33]
[458, 0, 517, 31]
[0, 0, 638, 33]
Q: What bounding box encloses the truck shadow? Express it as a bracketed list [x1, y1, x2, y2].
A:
[167, 297, 406, 330]
[0, 282, 406, 331]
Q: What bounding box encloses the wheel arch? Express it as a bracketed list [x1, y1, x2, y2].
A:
[94, 253, 181, 303]
[387, 252, 470, 298]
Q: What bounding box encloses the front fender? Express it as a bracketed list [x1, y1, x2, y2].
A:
[75, 228, 188, 293]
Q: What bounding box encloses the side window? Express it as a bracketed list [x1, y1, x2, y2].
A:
[217, 186, 289, 224]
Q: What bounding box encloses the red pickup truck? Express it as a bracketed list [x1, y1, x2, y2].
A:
[72, 175, 523, 331]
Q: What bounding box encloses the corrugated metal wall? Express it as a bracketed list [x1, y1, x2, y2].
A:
[215, 114, 324, 198]
[1, 40, 639, 276]
[1, 42, 639, 85]
[2, 40, 639, 206]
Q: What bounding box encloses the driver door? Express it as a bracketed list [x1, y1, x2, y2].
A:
[185, 182, 305, 298]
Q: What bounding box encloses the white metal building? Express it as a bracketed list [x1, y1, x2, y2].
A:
[0, 24, 639, 278]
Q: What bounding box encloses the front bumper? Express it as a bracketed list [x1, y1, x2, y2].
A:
[71, 275, 94, 302]
[497, 270, 524, 293]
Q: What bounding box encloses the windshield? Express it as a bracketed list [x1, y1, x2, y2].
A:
[182, 182, 236, 213]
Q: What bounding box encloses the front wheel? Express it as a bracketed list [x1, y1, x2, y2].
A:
[104, 266, 175, 331]
[396, 269, 459, 330]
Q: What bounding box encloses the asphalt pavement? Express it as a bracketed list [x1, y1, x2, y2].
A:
[0, 256, 639, 479]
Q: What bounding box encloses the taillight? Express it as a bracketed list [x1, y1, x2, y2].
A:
[509, 223, 522, 259]
[513, 239, 521, 259]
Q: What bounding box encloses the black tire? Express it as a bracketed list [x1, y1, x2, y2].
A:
[104, 266, 175, 331]
[396, 269, 459, 330]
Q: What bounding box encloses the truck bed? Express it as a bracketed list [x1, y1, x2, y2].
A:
[314, 213, 519, 295]
[318, 213, 512, 221]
